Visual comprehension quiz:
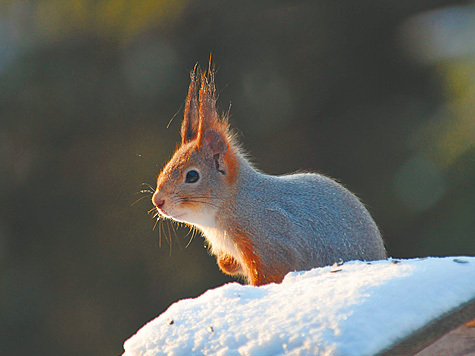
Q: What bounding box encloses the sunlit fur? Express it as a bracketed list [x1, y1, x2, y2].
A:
[152, 64, 387, 286]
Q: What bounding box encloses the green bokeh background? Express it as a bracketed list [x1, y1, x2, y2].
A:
[0, 1, 473, 355]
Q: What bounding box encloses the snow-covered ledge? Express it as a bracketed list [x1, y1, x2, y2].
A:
[122, 257, 475, 356]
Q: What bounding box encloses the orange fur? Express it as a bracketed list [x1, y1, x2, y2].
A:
[231, 227, 285, 286]
[196, 70, 220, 146]
[258, 262, 288, 285]
[217, 254, 242, 275]
[181, 65, 200, 144]
[224, 145, 238, 184]
[190, 66, 237, 184]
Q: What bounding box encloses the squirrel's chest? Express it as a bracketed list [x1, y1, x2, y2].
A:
[200, 226, 240, 258]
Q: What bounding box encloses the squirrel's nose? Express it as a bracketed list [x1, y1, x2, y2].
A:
[152, 193, 165, 209]
[155, 199, 165, 209]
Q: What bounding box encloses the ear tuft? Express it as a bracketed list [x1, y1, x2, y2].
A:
[181, 64, 200, 144]
[198, 67, 220, 133]
[181, 60, 231, 150]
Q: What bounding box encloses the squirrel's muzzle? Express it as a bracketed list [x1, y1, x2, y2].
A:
[152, 192, 165, 210]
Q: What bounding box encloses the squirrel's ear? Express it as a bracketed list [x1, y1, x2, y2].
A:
[181, 65, 200, 144]
[203, 129, 228, 175]
[196, 62, 232, 175]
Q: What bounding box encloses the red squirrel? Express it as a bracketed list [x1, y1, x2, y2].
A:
[152, 64, 387, 286]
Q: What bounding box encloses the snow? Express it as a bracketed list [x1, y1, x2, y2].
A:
[122, 257, 475, 356]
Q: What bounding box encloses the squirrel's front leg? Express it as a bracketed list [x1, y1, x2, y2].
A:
[217, 253, 243, 276]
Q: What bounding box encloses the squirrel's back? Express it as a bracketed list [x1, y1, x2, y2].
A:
[213, 158, 386, 282]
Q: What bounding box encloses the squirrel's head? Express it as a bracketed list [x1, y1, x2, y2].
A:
[152, 64, 238, 228]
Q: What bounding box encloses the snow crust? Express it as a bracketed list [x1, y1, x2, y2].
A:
[123, 257, 475, 356]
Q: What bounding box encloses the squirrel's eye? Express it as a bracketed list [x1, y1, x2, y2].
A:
[185, 170, 200, 183]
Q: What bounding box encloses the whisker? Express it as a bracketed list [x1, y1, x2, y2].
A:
[139, 190, 154, 194]
[167, 102, 185, 129]
[166, 221, 173, 256]
[158, 219, 163, 248]
[148, 207, 157, 215]
[180, 195, 224, 201]
[179, 198, 220, 209]
[141, 182, 156, 191]
[185, 226, 198, 248]
[177, 194, 225, 201]
[173, 189, 225, 201]
[153, 216, 159, 231]
[171, 223, 183, 250]
[131, 195, 151, 206]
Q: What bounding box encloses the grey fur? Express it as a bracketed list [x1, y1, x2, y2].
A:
[216, 155, 386, 275]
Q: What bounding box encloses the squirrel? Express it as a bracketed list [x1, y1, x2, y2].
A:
[152, 64, 387, 286]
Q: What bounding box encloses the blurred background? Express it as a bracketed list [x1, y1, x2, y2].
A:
[0, 0, 474, 355]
